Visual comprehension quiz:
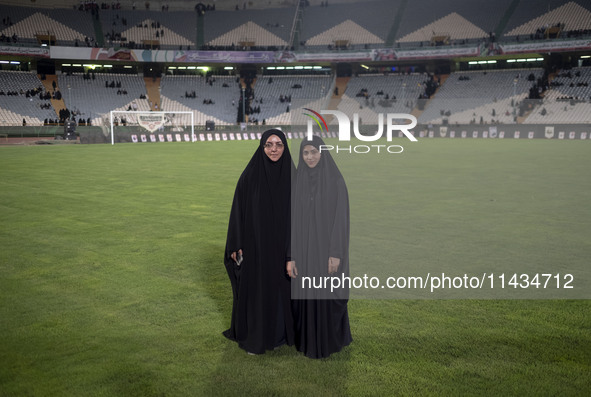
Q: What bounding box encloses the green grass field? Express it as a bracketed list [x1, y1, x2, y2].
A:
[1, 139, 590, 396]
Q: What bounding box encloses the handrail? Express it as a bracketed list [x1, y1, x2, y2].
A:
[286, 0, 302, 51]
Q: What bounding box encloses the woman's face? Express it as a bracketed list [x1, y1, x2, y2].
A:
[302, 145, 321, 169]
[263, 134, 285, 162]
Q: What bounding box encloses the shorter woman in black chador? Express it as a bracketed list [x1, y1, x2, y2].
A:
[288, 135, 353, 359]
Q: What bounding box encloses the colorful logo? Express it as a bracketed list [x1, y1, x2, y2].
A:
[302, 108, 328, 134]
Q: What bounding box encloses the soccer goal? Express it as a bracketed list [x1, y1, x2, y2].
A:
[109, 111, 195, 144]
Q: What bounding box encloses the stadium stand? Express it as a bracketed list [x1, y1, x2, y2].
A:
[207, 21, 288, 49]
[418, 69, 544, 125]
[299, 1, 393, 49]
[0, 4, 96, 46]
[0, 71, 56, 126]
[160, 74, 240, 124]
[525, 66, 591, 123]
[503, 0, 591, 40]
[203, 8, 293, 49]
[396, 0, 511, 45]
[251, 75, 333, 124]
[341, 73, 426, 111]
[57, 72, 150, 125]
[100, 9, 195, 49]
[0, 0, 590, 131]
[333, 73, 426, 125]
[396, 12, 488, 44]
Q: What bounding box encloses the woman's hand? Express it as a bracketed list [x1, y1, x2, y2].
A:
[287, 261, 297, 278]
[231, 249, 243, 265]
[328, 257, 340, 274]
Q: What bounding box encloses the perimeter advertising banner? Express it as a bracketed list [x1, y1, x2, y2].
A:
[49, 45, 485, 63]
[46, 39, 591, 64]
[0, 45, 50, 58]
[498, 39, 591, 54]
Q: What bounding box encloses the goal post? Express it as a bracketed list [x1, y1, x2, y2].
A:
[109, 111, 195, 145]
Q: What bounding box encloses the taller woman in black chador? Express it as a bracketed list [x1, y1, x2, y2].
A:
[223, 129, 295, 354]
[289, 135, 353, 359]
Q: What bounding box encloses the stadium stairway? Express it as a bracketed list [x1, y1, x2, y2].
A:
[516, 71, 553, 123]
[243, 77, 256, 123]
[543, 70, 558, 97]
[144, 77, 161, 110]
[412, 73, 450, 119]
[517, 107, 534, 123]
[434, 73, 450, 92]
[409, 105, 423, 120]
[39, 74, 66, 119]
[323, 76, 350, 124]
[332, 76, 349, 99]
[242, 77, 256, 89]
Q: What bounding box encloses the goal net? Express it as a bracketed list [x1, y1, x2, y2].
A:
[109, 111, 195, 144]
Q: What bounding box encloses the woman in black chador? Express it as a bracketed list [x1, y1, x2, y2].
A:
[288, 135, 352, 359]
[223, 129, 295, 354]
